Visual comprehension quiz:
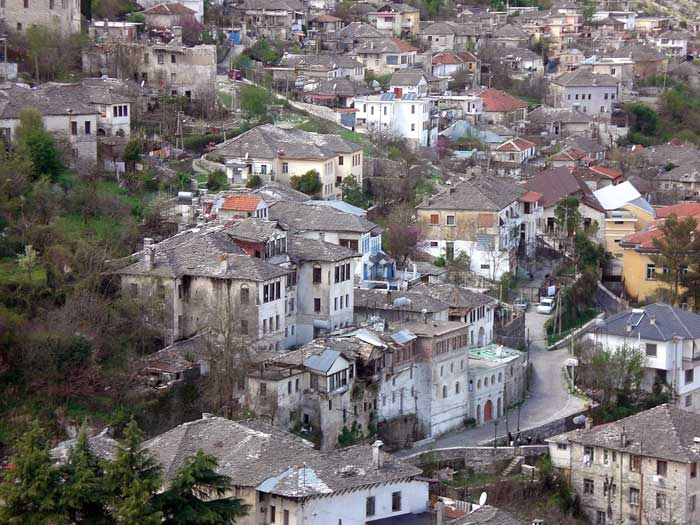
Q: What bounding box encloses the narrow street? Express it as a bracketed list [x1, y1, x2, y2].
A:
[396, 260, 589, 456]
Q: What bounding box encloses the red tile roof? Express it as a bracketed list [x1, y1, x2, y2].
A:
[524, 166, 598, 209]
[312, 14, 342, 22]
[221, 195, 262, 212]
[432, 53, 462, 65]
[519, 190, 543, 203]
[495, 137, 536, 152]
[479, 88, 528, 113]
[656, 203, 700, 219]
[551, 147, 585, 162]
[619, 227, 664, 250]
[142, 2, 196, 15]
[456, 51, 478, 63]
[590, 165, 624, 180]
[390, 38, 418, 52]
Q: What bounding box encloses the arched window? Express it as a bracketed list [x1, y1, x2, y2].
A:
[442, 385, 448, 398]
[477, 379, 481, 389]
[240, 284, 249, 304]
[484, 377, 489, 387]
[115, 129, 125, 138]
[440, 365, 444, 377]
[498, 372, 502, 383]
[491, 374, 496, 385]
[313, 264, 322, 283]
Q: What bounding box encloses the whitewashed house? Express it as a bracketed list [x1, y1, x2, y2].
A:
[655, 30, 690, 58]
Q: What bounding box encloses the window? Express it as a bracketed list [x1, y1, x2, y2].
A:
[314, 298, 321, 312]
[283, 510, 289, 525]
[656, 492, 667, 509]
[455, 382, 460, 394]
[692, 462, 697, 478]
[171, 73, 176, 82]
[240, 320, 248, 335]
[596, 510, 606, 524]
[270, 505, 276, 522]
[657, 460, 668, 477]
[687, 369, 695, 384]
[646, 263, 656, 280]
[392, 491, 402, 512]
[630, 455, 641, 472]
[630, 487, 640, 505]
[583, 479, 594, 494]
[70, 121, 78, 135]
[260, 165, 267, 175]
[430, 214, 439, 225]
[411, 123, 415, 131]
[691, 494, 697, 512]
[23, 0, 28, 6]
[584, 446, 594, 464]
[171, 54, 176, 63]
[446, 215, 455, 225]
[604, 93, 609, 100]
[338, 155, 344, 165]
[604, 482, 617, 496]
[157, 53, 164, 65]
[558, 443, 568, 450]
[313, 265, 322, 283]
[411, 104, 415, 114]
[84, 121, 91, 135]
[366, 496, 375, 516]
[50, 0, 54, 8]
[260, 383, 267, 396]
[646, 343, 657, 357]
[281, 162, 289, 174]
[442, 385, 447, 398]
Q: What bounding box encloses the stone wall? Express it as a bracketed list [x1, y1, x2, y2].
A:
[403, 445, 548, 475]
[494, 311, 525, 350]
[484, 407, 589, 447]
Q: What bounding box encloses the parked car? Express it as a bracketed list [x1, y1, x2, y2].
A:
[537, 298, 555, 315]
[513, 298, 528, 311]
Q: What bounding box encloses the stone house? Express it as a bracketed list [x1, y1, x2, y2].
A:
[549, 404, 700, 525]
[581, 56, 635, 92]
[496, 48, 544, 79]
[143, 416, 429, 525]
[353, 288, 450, 324]
[550, 69, 619, 116]
[526, 105, 593, 137]
[140, 2, 198, 28]
[273, 54, 366, 84]
[477, 87, 529, 125]
[0, 0, 81, 35]
[82, 29, 217, 101]
[308, 14, 342, 46]
[468, 344, 526, 426]
[0, 82, 99, 164]
[431, 51, 480, 85]
[368, 2, 420, 39]
[418, 21, 482, 53]
[336, 22, 385, 52]
[87, 20, 141, 43]
[209, 124, 363, 199]
[492, 137, 537, 165]
[655, 161, 700, 201]
[588, 304, 700, 410]
[611, 44, 667, 79]
[389, 69, 429, 99]
[416, 175, 526, 281]
[233, 0, 304, 41]
[350, 37, 419, 76]
[137, 0, 202, 23]
[488, 23, 531, 48]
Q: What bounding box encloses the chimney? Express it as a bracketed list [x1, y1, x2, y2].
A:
[584, 416, 592, 430]
[435, 500, 444, 525]
[319, 232, 325, 241]
[143, 238, 155, 271]
[372, 440, 384, 469]
[620, 427, 627, 448]
[172, 26, 183, 45]
[650, 314, 656, 325]
[220, 254, 228, 273]
[103, 18, 110, 36]
[625, 323, 632, 333]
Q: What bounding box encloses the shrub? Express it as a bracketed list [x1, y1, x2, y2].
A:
[246, 175, 262, 189]
[239, 85, 271, 117]
[290, 169, 322, 196]
[206, 170, 228, 191]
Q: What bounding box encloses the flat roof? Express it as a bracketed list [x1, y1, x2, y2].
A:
[469, 343, 523, 363]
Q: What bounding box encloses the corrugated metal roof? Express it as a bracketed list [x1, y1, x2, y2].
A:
[390, 329, 417, 345]
[303, 349, 341, 372]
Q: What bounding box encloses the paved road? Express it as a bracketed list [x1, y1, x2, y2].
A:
[396, 263, 588, 456]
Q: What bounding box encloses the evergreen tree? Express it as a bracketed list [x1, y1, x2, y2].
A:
[0, 422, 66, 525]
[60, 430, 112, 524]
[15, 108, 63, 182]
[105, 420, 163, 525]
[651, 214, 699, 305]
[157, 449, 250, 525]
[554, 196, 582, 237]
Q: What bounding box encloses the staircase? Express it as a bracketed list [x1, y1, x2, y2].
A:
[501, 456, 524, 477]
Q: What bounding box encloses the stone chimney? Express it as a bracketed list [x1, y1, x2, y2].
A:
[172, 26, 183, 45]
[220, 254, 228, 273]
[584, 416, 593, 430]
[650, 314, 656, 325]
[372, 440, 384, 469]
[144, 238, 155, 271]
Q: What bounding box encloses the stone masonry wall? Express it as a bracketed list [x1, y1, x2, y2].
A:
[403, 445, 548, 475]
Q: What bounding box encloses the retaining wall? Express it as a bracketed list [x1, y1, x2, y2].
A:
[403, 445, 548, 474]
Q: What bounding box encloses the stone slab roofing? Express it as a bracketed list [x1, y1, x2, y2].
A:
[565, 404, 700, 463]
[354, 288, 449, 313]
[597, 303, 700, 342]
[269, 200, 380, 234]
[279, 53, 364, 70]
[338, 22, 385, 40]
[390, 69, 428, 87]
[353, 37, 418, 54]
[416, 175, 525, 212]
[552, 68, 618, 87]
[240, 0, 303, 11]
[287, 235, 359, 262]
[0, 82, 98, 119]
[144, 416, 422, 494]
[142, 2, 196, 15]
[523, 167, 594, 209]
[212, 124, 362, 160]
[411, 283, 494, 310]
[223, 217, 281, 243]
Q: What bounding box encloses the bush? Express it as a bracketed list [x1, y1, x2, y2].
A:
[433, 257, 446, 267]
[246, 175, 262, 189]
[123, 138, 144, 163]
[206, 170, 228, 191]
[290, 169, 322, 196]
[239, 85, 271, 117]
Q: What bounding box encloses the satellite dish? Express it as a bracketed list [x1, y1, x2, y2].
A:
[479, 492, 487, 507]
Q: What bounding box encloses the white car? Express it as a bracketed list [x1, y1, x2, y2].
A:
[537, 298, 556, 315]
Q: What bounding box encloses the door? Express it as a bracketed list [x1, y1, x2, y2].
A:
[484, 399, 493, 422]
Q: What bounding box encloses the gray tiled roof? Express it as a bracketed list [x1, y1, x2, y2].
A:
[641, 142, 700, 167]
[212, 124, 362, 161]
[240, 0, 303, 11]
[308, 78, 372, 97]
[144, 416, 421, 494]
[611, 43, 665, 62]
[253, 182, 311, 203]
[52, 429, 119, 464]
[113, 226, 288, 281]
[224, 217, 282, 243]
[279, 53, 364, 70]
[390, 69, 427, 87]
[338, 22, 385, 40]
[353, 37, 416, 55]
[552, 68, 618, 87]
[453, 505, 527, 524]
[354, 288, 450, 313]
[527, 105, 593, 124]
[598, 303, 700, 342]
[656, 160, 700, 183]
[415, 175, 525, 212]
[287, 235, 359, 262]
[411, 283, 494, 310]
[491, 23, 529, 39]
[269, 200, 380, 234]
[0, 82, 98, 119]
[565, 404, 700, 463]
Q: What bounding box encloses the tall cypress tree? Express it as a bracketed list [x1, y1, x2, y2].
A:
[157, 449, 250, 525]
[60, 430, 113, 524]
[105, 420, 162, 525]
[0, 422, 65, 525]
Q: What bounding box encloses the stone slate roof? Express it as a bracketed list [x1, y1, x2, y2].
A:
[421, 21, 480, 37]
[611, 43, 665, 62]
[212, 124, 362, 160]
[552, 68, 618, 87]
[656, 160, 700, 183]
[338, 22, 385, 41]
[0, 82, 98, 119]
[253, 182, 310, 203]
[411, 283, 495, 310]
[597, 303, 700, 342]
[269, 200, 380, 234]
[641, 142, 700, 167]
[239, 0, 303, 11]
[453, 505, 527, 524]
[287, 235, 359, 262]
[279, 53, 364, 70]
[416, 175, 525, 212]
[491, 23, 529, 39]
[145, 334, 207, 374]
[354, 288, 449, 313]
[142, 2, 196, 15]
[52, 429, 119, 464]
[308, 78, 371, 97]
[223, 217, 281, 243]
[390, 69, 427, 87]
[524, 167, 601, 210]
[144, 416, 421, 494]
[113, 226, 289, 281]
[353, 37, 418, 54]
[527, 105, 592, 124]
[566, 404, 700, 463]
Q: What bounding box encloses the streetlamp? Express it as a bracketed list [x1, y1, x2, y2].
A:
[493, 420, 499, 449]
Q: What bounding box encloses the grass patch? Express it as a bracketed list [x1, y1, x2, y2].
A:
[446, 472, 500, 488]
[96, 180, 154, 216]
[0, 257, 46, 285]
[546, 308, 599, 347]
[55, 214, 127, 247]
